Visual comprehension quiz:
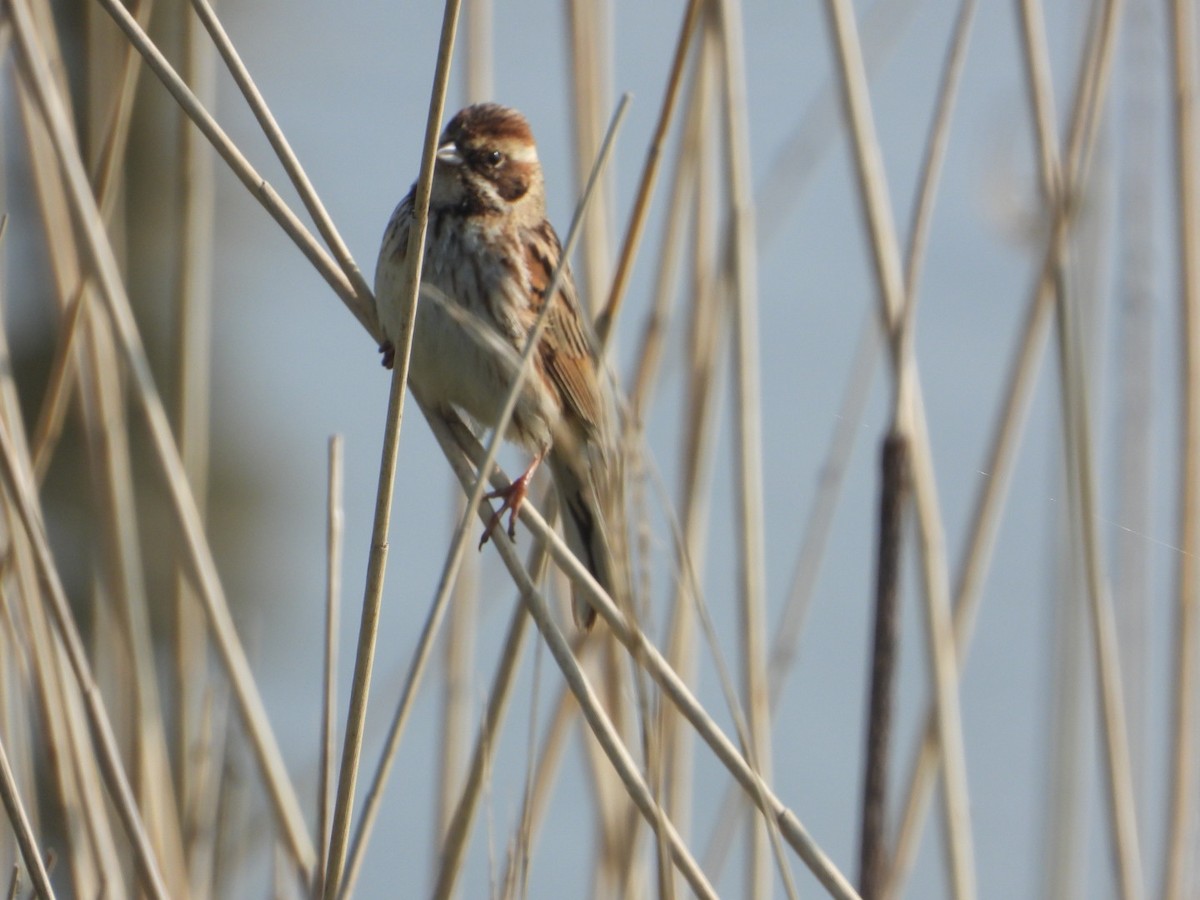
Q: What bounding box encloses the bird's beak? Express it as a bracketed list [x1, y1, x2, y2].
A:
[436, 141, 463, 166]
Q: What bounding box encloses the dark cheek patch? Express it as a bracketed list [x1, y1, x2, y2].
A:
[495, 171, 529, 202]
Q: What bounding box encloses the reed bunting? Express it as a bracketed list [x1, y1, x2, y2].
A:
[374, 103, 624, 631]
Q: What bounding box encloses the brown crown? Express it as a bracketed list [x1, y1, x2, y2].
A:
[442, 103, 535, 149]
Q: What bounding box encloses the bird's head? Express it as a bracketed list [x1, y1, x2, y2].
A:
[431, 103, 545, 223]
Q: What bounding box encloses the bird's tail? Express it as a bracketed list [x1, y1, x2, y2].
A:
[548, 449, 626, 632]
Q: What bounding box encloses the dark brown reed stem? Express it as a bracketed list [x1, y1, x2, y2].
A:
[859, 432, 908, 899]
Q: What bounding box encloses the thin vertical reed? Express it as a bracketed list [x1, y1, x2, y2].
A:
[599, 0, 704, 345]
[712, 0, 772, 893]
[1164, 0, 1200, 890]
[172, 5, 219, 896]
[435, 0, 491, 853]
[80, 14, 191, 892]
[0, 735, 54, 900]
[657, 28, 720, 850]
[321, 5, 463, 895]
[315, 436, 343, 900]
[1112, 0, 1157, 811]
[566, 0, 615, 313]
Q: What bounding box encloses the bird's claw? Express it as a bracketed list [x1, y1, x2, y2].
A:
[478, 473, 531, 550]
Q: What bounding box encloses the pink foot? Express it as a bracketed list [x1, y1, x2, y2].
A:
[478, 453, 544, 549]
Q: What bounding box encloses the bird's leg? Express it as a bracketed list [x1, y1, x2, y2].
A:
[379, 340, 396, 369]
[479, 450, 545, 549]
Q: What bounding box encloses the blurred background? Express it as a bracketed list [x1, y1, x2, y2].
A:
[1, 0, 1195, 896]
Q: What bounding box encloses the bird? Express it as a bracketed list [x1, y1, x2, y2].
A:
[373, 103, 624, 631]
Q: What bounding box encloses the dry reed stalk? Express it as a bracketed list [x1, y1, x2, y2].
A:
[81, 299, 191, 897]
[900, 0, 975, 307]
[322, 236, 414, 898]
[335, 474, 493, 895]
[0, 734, 54, 900]
[710, 0, 774, 894]
[171, 6, 220, 897]
[1043, 498, 1090, 900]
[7, 0, 1178, 894]
[0, 263, 51, 896]
[622, 53, 713, 876]
[506, 634, 549, 900]
[437, 495, 480, 845]
[189, 680, 233, 898]
[566, 0, 616, 315]
[27, 283, 84, 485]
[885, 276, 1054, 896]
[599, 0, 704, 346]
[0, 218, 90, 894]
[464, 0, 493, 102]
[662, 23, 722, 847]
[82, 12, 190, 882]
[314, 436, 344, 900]
[435, 0, 490, 852]
[1164, 0, 1199, 890]
[14, 0, 316, 877]
[1052, 239, 1145, 900]
[336, 470, 540, 898]
[85, 0, 150, 226]
[573, 639, 640, 895]
[1112, 0, 1157, 811]
[321, 3, 463, 895]
[626, 47, 704, 421]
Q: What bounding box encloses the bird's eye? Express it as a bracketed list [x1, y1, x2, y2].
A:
[486, 150, 504, 167]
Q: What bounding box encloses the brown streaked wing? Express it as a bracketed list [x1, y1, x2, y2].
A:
[524, 222, 603, 436]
